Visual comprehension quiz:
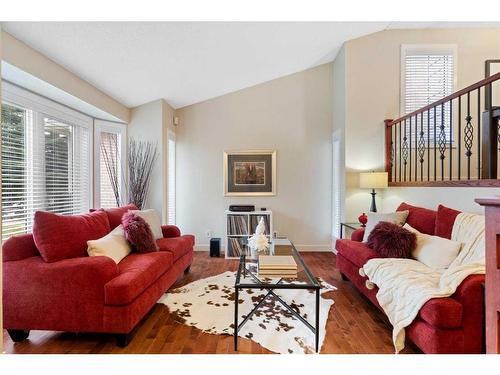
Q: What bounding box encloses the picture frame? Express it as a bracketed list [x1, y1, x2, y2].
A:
[223, 150, 276, 196]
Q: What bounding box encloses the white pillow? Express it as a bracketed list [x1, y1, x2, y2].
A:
[87, 225, 131, 264]
[404, 223, 462, 269]
[130, 209, 163, 239]
[362, 210, 409, 242]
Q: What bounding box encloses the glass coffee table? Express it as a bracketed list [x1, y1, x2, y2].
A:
[234, 238, 321, 352]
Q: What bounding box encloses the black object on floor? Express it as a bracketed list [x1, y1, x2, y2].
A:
[210, 238, 221, 257]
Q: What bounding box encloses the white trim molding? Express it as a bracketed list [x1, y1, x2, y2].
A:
[194, 244, 333, 252]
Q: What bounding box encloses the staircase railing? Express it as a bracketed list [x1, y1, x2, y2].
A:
[385, 71, 500, 186]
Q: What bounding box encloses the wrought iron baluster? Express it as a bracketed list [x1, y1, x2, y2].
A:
[439, 104, 446, 181]
[391, 125, 395, 182]
[427, 109, 430, 181]
[449, 100, 453, 180]
[497, 118, 500, 151]
[465, 92, 473, 180]
[393, 123, 396, 182]
[418, 113, 425, 181]
[414, 115, 418, 181]
[477, 87, 481, 179]
[409, 117, 412, 181]
[458, 96, 461, 180]
[399, 122, 402, 182]
[434, 107, 437, 181]
[403, 119, 408, 181]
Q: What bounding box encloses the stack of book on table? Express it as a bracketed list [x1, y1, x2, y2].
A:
[258, 255, 297, 278]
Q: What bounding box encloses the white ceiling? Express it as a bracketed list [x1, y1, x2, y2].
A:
[2, 22, 500, 109]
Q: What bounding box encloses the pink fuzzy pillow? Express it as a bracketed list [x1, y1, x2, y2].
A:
[122, 212, 159, 253]
[367, 221, 416, 258]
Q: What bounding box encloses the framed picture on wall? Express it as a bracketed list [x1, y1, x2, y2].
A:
[223, 150, 276, 196]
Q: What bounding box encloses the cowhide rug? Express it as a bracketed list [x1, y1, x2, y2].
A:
[158, 270, 336, 354]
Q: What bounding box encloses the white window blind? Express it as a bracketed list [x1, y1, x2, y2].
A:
[167, 129, 176, 225]
[1, 83, 92, 240]
[99, 132, 120, 208]
[94, 120, 126, 209]
[402, 45, 456, 141]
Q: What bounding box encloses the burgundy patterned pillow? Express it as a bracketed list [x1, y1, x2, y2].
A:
[367, 221, 416, 258]
[122, 212, 159, 253]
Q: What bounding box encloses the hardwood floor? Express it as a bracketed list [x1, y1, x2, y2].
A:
[3, 251, 418, 354]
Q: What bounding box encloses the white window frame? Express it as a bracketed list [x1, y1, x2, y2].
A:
[400, 44, 458, 117]
[93, 119, 127, 208]
[2, 81, 94, 209]
[167, 128, 176, 225]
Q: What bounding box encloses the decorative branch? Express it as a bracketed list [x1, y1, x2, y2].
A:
[127, 138, 158, 209]
[100, 133, 121, 207]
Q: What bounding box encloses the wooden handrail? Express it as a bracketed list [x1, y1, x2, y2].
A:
[385, 69, 500, 184]
[387, 71, 500, 127]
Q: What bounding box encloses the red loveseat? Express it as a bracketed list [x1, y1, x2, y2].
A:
[335, 202, 485, 354]
[2, 205, 194, 346]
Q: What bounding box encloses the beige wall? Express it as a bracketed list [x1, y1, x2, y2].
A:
[176, 63, 333, 251]
[128, 99, 174, 223]
[332, 45, 347, 230]
[339, 28, 500, 219]
[1, 31, 130, 123]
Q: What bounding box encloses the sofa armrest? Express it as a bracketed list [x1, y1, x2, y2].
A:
[3, 256, 119, 311]
[162, 225, 181, 238]
[450, 274, 485, 352]
[2, 233, 39, 262]
[452, 274, 485, 306]
[351, 228, 365, 242]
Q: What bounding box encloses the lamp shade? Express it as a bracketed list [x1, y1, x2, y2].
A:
[359, 172, 388, 189]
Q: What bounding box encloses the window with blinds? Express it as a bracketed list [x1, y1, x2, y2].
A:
[167, 129, 176, 225]
[1, 84, 92, 240]
[99, 132, 120, 208]
[94, 120, 126, 209]
[401, 45, 456, 142]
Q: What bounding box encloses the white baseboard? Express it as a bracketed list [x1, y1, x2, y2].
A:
[194, 245, 211, 251]
[194, 244, 333, 252]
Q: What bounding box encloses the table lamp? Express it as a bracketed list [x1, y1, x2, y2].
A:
[359, 171, 388, 212]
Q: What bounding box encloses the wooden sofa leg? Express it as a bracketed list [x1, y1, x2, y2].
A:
[184, 265, 191, 274]
[7, 329, 30, 342]
[116, 332, 133, 347]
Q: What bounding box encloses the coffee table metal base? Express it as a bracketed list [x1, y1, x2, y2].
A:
[234, 257, 320, 353]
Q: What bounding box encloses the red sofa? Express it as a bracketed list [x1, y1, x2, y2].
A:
[2, 205, 194, 346]
[336, 202, 485, 354]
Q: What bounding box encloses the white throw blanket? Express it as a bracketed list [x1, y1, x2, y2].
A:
[362, 213, 485, 353]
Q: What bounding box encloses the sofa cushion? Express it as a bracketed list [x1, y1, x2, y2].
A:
[435, 204, 461, 239]
[367, 221, 416, 258]
[350, 228, 365, 242]
[397, 202, 436, 235]
[418, 297, 463, 329]
[100, 204, 139, 229]
[122, 212, 159, 253]
[335, 239, 380, 268]
[87, 225, 132, 264]
[33, 210, 111, 263]
[404, 224, 462, 269]
[157, 235, 195, 262]
[104, 251, 173, 305]
[129, 209, 163, 239]
[362, 210, 409, 242]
